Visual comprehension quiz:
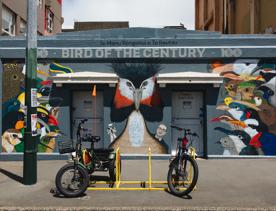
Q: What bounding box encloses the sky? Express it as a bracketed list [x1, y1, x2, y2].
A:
[62, 0, 195, 29]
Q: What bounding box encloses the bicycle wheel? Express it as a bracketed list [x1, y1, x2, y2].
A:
[55, 163, 89, 198]
[167, 156, 198, 196]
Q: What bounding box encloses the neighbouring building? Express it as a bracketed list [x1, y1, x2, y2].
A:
[0, 28, 276, 159]
[62, 21, 129, 33]
[0, 0, 63, 36]
[195, 0, 276, 34]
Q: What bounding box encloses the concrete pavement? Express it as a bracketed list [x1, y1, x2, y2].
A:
[0, 159, 276, 210]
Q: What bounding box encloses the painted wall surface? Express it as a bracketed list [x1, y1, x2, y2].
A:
[2, 60, 275, 156]
[209, 60, 276, 156]
[1, 62, 72, 153]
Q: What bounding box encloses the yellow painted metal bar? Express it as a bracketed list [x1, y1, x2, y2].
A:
[148, 147, 152, 189]
[87, 146, 198, 191]
[115, 147, 121, 189]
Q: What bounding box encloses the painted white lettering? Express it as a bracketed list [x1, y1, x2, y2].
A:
[133, 49, 140, 58]
[84, 49, 93, 58]
[171, 48, 178, 57]
[188, 48, 196, 57]
[152, 49, 159, 57]
[123, 49, 132, 57]
[160, 49, 170, 57]
[143, 49, 151, 57]
[62, 49, 70, 58]
[95, 49, 104, 58]
[179, 48, 187, 57]
[75, 49, 83, 58]
[104, 49, 112, 58]
[197, 48, 205, 57]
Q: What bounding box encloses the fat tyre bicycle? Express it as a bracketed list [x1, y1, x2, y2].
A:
[55, 119, 120, 197]
[167, 125, 199, 196]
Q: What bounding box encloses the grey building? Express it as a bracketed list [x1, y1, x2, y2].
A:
[0, 28, 276, 159]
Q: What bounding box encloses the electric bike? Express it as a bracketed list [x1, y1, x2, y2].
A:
[167, 125, 199, 196]
[55, 119, 120, 197]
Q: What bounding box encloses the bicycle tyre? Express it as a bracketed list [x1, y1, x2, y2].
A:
[55, 163, 89, 198]
[167, 156, 198, 196]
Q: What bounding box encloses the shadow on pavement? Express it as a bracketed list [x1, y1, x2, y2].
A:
[0, 168, 23, 184]
[164, 189, 193, 199]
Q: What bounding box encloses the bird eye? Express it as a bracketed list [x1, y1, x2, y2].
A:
[12, 74, 18, 80]
[268, 90, 274, 95]
[238, 135, 243, 140]
[126, 81, 132, 87]
[141, 81, 148, 87]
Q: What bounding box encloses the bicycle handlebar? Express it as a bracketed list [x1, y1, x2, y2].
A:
[171, 125, 198, 137]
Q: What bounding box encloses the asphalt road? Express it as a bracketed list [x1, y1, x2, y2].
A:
[0, 159, 276, 210]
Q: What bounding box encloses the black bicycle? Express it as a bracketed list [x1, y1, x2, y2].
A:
[167, 125, 199, 196]
[55, 119, 120, 197]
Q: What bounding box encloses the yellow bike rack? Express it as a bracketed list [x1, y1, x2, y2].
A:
[87, 147, 197, 191]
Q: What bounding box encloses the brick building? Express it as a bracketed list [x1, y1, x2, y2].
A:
[0, 0, 63, 36]
[195, 0, 276, 34]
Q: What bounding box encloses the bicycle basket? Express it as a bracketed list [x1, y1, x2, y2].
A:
[58, 139, 75, 154]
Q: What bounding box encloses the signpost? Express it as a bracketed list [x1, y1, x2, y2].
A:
[23, 0, 38, 185]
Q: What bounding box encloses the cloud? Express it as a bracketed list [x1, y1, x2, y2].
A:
[62, 0, 195, 29]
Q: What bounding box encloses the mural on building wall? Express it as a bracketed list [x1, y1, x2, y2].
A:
[109, 63, 168, 154]
[2, 62, 168, 154]
[2, 62, 72, 153]
[211, 59, 276, 156]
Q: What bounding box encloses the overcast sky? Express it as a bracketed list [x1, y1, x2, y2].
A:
[62, 0, 195, 29]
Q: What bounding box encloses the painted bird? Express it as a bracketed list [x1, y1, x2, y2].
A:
[215, 127, 257, 155]
[110, 75, 166, 154]
[258, 77, 276, 107]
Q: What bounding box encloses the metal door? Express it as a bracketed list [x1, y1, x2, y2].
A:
[72, 91, 104, 148]
[172, 92, 204, 156]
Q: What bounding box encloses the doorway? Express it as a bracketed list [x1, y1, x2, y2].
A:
[172, 91, 204, 156]
[72, 91, 104, 148]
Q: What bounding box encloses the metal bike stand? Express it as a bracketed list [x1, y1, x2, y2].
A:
[87, 147, 197, 191]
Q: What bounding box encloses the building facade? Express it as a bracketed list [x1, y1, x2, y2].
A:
[0, 0, 62, 36]
[0, 28, 275, 159]
[62, 21, 129, 33]
[195, 0, 276, 34]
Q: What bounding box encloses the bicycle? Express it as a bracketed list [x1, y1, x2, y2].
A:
[55, 119, 120, 197]
[167, 125, 199, 196]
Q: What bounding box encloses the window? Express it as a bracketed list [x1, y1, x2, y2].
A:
[46, 9, 54, 33]
[2, 7, 16, 36]
[19, 20, 26, 35]
[37, 0, 43, 9]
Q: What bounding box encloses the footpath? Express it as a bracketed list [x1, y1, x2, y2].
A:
[0, 159, 276, 210]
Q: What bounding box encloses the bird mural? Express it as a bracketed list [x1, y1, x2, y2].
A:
[109, 63, 167, 154]
[1, 62, 70, 153]
[215, 127, 258, 155]
[212, 59, 276, 156]
[110, 76, 166, 154]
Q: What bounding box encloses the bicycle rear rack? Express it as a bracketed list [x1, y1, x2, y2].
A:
[87, 147, 197, 191]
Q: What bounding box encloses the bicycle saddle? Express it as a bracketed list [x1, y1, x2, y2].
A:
[94, 148, 114, 153]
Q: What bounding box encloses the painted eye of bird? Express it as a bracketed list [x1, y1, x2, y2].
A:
[12, 74, 18, 80]
[268, 90, 274, 95]
[126, 81, 133, 89]
[238, 135, 243, 140]
[41, 113, 46, 118]
[140, 80, 148, 88]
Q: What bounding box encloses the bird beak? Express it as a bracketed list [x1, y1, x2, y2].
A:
[133, 89, 142, 110]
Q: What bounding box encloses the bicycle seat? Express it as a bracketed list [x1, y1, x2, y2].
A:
[93, 148, 114, 153]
